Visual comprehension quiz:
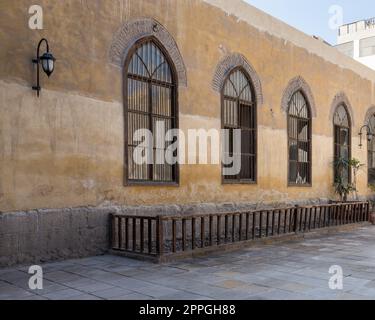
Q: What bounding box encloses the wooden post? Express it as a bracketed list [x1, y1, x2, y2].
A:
[293, 207, 299, 233]
[172, 219, 176, 253]
[140, 218, 144, 253]
[182, 219, 186, 251]
[201, 217, 205, 248]
[192, 218, 196, 250]
[157, 216, 164, 256]
[148, 218, 152, 254]
[132, 218, 137, 251]
[217, 216, 221, 245]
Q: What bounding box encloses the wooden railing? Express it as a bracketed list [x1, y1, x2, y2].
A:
[111, 202, 370, 260]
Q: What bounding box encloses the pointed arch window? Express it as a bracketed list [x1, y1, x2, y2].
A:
[368, 114, 375, 184]
[124, 38, 178, 184]
[288, 91, 312, 186]
[333, 104, 351, 184]
[222, 68, 257, 183]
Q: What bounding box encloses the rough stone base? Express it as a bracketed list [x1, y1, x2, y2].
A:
[0, 207, 111, 268]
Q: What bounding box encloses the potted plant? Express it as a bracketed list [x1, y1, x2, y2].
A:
[333, 176, 356, 202]
[333, 157, 363, 202]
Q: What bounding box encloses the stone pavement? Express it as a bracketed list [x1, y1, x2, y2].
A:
[1, 226, 375, 300]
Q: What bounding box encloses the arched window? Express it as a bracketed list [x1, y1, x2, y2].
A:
[288, 91, 311, 186]
[124, 38, 177, 184]
[222, 68, 256, 183]
[368, 114, 375, 184]
[333, 104, 351, 184]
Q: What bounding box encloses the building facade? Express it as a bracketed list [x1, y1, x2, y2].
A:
[1, 0, 375, 266]
[336, 18, 375, 70]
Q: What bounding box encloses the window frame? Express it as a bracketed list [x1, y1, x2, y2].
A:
[123, 36, 179, 186]
[287, 90, 312, 188]
[333, 104, 352, 185]
[221, 66, 258, 185]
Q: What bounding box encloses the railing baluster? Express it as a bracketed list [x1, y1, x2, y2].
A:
[345, 204, 349, 224]
[172, 219, 176, 253]
[209, 216, 213, 246]
[351, 204, 355, 223]
[284, 210, 287, 234]
[328, 205, 332, 226]
[272, 210, 276, 236]
[252, 213, 256, 240]
[182, 219, 186, 251]
[246, 213, 249, 240]
[344, 204, 354, 224]
[303, 208, 308, 231]
[288, 209, 293, 233]
[353, 204, 356, 223]
[313, 207, 317, 229]
[341, 205, 345, 225]
[260, 211, 263, 238]
[355, 204, 359, 222]
[232, 214, 236, 242]
[117, 217, 122, 250]
[140, 218, 144, 253]
[308, 208, 312, 231]
[300, 207, 304, 232]
[157, 217, 163, 256]
[156, 217, 160, 254]
[125, 217, 129, 250]
[367, 202, 371, 221]
[148, 218, 152, 254]
[111, 215, 117, 249]
[133, 217, 137, 251]
[225, 215, 228, 243]
[239, 214, 242, 241]
[266, 211, 270, 237]
[277, 210, 281, 234]
[217, 215, 221, 245]
[201, 217, 205, 248]
[192, 217, 196, 250]
[293, 207, 298, 233]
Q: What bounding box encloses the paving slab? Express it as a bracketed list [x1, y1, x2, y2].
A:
[1, 225, 375, 300]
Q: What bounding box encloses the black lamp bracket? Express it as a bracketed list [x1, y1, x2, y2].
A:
[359, 124, 375, 148]
[32, 38, 50, 97]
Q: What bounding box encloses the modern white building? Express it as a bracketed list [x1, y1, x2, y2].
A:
[336, 18, 375, 70]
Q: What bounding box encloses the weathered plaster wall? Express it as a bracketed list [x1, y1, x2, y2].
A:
[1, 0, 375, 214]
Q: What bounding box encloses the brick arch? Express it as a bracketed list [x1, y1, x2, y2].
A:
[281, 76, 317, 118]
[109, 18, 187, 87]
[329, 92, 355, 127]
[212, 53, 263, 106]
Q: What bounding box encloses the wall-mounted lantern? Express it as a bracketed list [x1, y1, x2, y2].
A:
[32, 38, 56, 97]
[358, 124, 374, 148]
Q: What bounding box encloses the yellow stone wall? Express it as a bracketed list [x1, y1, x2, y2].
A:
[1, 0, 375, 212]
